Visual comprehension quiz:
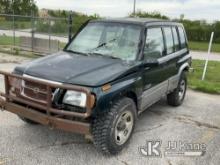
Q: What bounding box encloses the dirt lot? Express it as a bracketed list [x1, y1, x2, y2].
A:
[0, 53, 220, 165]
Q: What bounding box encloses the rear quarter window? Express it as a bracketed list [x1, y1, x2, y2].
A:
[172, 27, 180, 51]
[178, 26, 187, 49]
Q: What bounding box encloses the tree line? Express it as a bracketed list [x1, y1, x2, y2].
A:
[132, 11, 220, 43]
[0, 0, 38, 15]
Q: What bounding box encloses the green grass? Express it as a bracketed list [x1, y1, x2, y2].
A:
[0, 35, 65, 58]
[189, 41, 220, 53]
[188, 60, 220, 94]
[0, 20, 31, 30]
[0, 35, 66, 49]
[0, 35, 20, 45]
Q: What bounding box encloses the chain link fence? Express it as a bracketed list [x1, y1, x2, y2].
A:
[0, 13, 74, 55]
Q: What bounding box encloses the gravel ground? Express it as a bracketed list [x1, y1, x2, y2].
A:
[0, 53, 220, 165]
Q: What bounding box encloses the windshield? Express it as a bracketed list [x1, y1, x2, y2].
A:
[66, 22, 142, 61]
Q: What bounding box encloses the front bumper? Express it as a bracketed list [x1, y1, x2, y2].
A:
[0, 99, 90, 134]
[0, 70, 94, 135]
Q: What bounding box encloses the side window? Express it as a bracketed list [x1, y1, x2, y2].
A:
[178, 26, 187, 48]
[144, 28, 164, 59]
[163, 27, 174, 55]
[172, 27, 180, 51]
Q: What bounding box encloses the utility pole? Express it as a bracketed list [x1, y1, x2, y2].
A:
[68, 11, 73, 43]
[133, 0, 136, 16]
[12, 0, 15, 49]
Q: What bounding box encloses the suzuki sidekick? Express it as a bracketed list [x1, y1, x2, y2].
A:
[0, 18, 191, 154]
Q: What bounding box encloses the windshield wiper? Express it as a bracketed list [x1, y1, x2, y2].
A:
[64, 49, 89, 56]
[89, 52, 121, 60]
[90, 38, 117, 52]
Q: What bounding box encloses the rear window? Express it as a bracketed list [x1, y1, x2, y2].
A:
[178, 26, 187, 48]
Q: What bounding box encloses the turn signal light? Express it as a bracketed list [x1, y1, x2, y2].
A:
[102, 84, 111, 92]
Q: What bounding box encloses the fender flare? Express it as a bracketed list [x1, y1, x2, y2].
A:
[178, 63, 189, 77]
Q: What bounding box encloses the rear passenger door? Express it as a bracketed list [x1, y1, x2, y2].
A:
[161, 26, 179, 80]
[162, 26, 188, 92]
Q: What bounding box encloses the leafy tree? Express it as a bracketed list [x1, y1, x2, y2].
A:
[0, 0, 11, 13]
[129, 11, 220, 43]
[0, 0, 38, 15]
[45, 9, 100, 34]
[130, 10, 169, 20]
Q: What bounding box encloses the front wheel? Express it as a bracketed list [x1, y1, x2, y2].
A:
[167, 72, 187, 106]
[92, 97, 136, 155]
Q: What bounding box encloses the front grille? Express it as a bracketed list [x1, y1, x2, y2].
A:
[18, 75, 87, 114]
[25, 81, 47, 91]
[21, 80, 48, 103]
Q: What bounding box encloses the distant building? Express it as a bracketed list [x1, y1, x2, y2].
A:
[39, 9, 49, 18]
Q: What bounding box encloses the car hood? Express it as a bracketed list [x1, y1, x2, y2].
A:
[14, 51, 139, 87]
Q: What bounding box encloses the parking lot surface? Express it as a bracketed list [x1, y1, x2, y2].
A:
[0, 56, 220, 165]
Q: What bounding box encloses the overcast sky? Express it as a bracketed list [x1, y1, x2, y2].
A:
[35, 0, 220, 21]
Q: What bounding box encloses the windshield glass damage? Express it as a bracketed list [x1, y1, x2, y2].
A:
[66, 22, 142, 60]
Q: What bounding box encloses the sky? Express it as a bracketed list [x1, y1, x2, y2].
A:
[35, 0, 220, 21]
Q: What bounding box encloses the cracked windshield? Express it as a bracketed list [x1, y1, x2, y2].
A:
[66, 22, 141, 60]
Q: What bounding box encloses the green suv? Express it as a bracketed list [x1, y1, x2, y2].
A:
[0, 18, 191, 155]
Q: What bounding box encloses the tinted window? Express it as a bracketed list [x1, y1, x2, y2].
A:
[172, 27, 180, 51]
[163, 27, 174, 54]
[178, 27, 187, 48]
[144, 28, 164, 59]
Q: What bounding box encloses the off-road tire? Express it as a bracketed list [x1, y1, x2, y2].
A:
[18, 116, 39, 125]
[167, 72, 187, 106]
[92, 97, 136, 155]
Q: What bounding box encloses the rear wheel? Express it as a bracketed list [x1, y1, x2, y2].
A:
[167, 72, 187, 106]
[92, 97, 136, 155]
[18, 116, 39, 125]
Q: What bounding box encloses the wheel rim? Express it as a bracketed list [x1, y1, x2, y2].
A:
[178, 79, 186, 100]
[115, 110, 134, 145]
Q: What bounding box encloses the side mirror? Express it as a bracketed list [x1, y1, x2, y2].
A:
[143, 59, 159, 67]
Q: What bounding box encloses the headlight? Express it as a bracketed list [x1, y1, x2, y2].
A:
[63, 90, 87, 108]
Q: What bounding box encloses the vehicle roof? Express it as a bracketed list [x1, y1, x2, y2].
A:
[91, 17, 182, 26]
